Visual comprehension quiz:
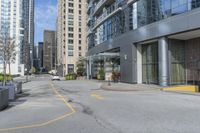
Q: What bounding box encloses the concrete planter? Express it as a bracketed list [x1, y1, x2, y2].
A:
[0, 83, 16, 100]
[15, 82, 22, 94]
[0, 88, 9, 110]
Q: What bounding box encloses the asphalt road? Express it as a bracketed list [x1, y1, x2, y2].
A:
[1, 75, 200, 133]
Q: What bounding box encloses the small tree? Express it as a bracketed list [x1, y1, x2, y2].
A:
[0, 27, 16, 85]
[5, 39, 17, 75]
[76, 57, 86, 77]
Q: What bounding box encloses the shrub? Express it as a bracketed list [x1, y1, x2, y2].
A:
[0, 74, 13, 82]
[65, 73, 77, 80]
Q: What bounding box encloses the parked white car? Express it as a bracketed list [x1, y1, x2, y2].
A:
[52, 75, 60, 81]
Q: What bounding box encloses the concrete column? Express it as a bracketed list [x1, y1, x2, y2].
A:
[137, 44, 142, 84]
[158, 37, 169, 86]
[87, 56, 92, 79]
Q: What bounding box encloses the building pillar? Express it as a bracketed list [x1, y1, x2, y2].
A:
[137, 44, 142, 84]
[87, 56, 92, 79]
[158, 37, 169, 86]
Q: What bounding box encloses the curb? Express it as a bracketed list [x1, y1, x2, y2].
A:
[100, 84, 161, 92]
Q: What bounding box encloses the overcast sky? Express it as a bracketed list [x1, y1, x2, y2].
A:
[35, 0, 57, 44]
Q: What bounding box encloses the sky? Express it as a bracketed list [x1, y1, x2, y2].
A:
[35, 0, 57, 44]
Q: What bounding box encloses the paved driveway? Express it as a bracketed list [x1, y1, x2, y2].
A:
[1, 76, 200, 133]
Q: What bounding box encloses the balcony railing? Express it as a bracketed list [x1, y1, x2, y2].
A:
[93, 0, 107, 15]
[93, 3, 122, 30]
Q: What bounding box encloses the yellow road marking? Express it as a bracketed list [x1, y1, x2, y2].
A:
[90, 93, 104, 100]
[0, 82, 76, 132]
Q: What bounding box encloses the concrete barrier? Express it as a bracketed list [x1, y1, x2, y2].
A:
[0, 88, 9, 110]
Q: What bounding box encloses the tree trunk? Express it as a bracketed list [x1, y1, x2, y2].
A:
[9, 62, 11, 75]
[3, 60, 6, 86]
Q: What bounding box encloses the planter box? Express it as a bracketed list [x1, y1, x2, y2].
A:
[0, 84, 16, 100]
[0, 88, 9, 110]
[15, 82, 22, 94]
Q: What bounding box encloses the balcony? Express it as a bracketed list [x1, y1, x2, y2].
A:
[92, 4, 122, 30]
[93, 0, 115, 16]
[87, 1, 93, 14]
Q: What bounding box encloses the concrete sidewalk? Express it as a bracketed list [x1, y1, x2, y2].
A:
[101, 82, 162, 91]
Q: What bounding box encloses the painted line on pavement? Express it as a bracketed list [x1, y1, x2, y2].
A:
[0, 82, 76, 132]
[90, 93, 104, 100]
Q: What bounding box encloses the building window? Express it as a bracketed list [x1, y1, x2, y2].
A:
[68, 9, 73, 13]
[68, 39, 73, 44]
[68, 45, 74, 50]
[68, 21, 73, 26]
[68, 64, 74, 73]
[68, 3, 73, 7]
[68, 51, 74, 56]
[68, 15, 74, 20]
[79, 52, 82, 57]
[68, 27, 73, 31]
[68, 33, 73, 38]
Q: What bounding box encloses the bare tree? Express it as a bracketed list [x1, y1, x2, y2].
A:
[5, 39, 17, 75]
[0, 27, 10, 86]
[0, 27, 16, 86]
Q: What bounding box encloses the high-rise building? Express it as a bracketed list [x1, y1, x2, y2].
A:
[87, 0, 200, 86]
[43, 30, 56, 72]
[0, 0, 34, 75]
[57, 0, 87, 76]
[33, 42, 43, 70]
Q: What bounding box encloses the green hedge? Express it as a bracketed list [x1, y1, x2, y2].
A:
[65, 73, 77, 80]
[0, 74, 13, 82]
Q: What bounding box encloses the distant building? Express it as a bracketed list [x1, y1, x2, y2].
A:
[57, 0, 87, 76]
[43, 30, 56, 72]
[33, 42, 43, 70]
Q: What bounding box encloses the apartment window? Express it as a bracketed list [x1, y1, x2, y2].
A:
[68, 3, 73, 7]
[79, 22, 81, 26]
[68, 21, 73, 26]
[79, 28, 81, 32]
[79, 34, 81, 39]
[68, 45, 74, 50]
[79, 10, 81, 15]
[79, 4, 81, 9]
[68, 27, 73, 31]
[79, 0, 81, 2]
[79, 40, 81, 44]
[68, 51, 74, 57]
[68, 64, 74, 73]
[68, 15, 74, 20]
[79, 52, 82, 57]
[79, 46, 81, 50]
[68, 33, 73, 38]
[68, 9, 73, 13]
[68, 39, 73, 44]
[79, 16, 81, 21]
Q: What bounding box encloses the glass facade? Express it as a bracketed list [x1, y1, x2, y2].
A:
[131, 0, 200, 30]
[142, 42, 158, 84]
[94, 12, 125, 45]
[169, 41, 186, 85]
